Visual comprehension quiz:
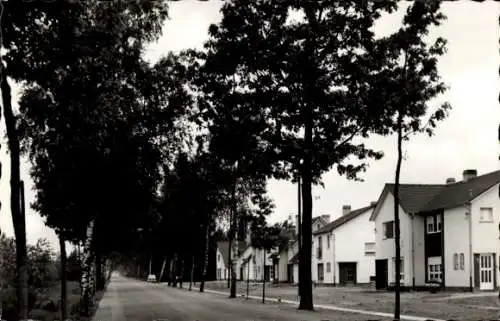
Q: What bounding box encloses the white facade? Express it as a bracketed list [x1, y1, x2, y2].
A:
[216, 247, 229, 280]
[373, 192, 413, 287]
[469, 184, 500, 289]
[373, 181, 500, 291]
[313, 207, 376, 284]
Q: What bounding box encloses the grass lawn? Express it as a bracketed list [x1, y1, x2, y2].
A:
[28, 281, 81, 321]
[203, 281, 500, 320]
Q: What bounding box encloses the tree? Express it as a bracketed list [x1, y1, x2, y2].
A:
[16, 1, 174, 317]
[201, 0, 401, 310]
[251, 222, 289, 303]
[369, 2, 450, 319]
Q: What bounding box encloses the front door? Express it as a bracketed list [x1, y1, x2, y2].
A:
[339, 262, 357, 285]
[287, 264, 294, 283]
[480, 254, 494, 290]
[375, 259, 388, 290]
[317, 263, 324, 282]
[240, 267, 244, 281]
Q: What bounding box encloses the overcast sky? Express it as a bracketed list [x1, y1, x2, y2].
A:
[0, 1, 498, 249]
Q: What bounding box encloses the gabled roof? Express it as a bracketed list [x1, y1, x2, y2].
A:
[217, 241, 248, 266]
[370, 170, 500, 221]
[289, 252, 299, 264]
[313, 204, 376, 235]
[312, 216, 325, 226]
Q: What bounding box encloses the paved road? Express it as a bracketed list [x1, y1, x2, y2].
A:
[94, 273, 390, 321]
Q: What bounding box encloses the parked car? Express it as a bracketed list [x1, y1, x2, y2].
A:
[147, 274, 157, 282]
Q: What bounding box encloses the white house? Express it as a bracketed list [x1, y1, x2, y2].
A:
[312, 203, 376, 285]
[216, 241, 247, 280]
[277, 215, 330, 283]
[216, 241, 230, 280]
[235, 245, 277, 281]
[370, 169, 500, 291]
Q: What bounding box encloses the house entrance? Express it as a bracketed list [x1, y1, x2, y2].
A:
[480, 254, 494, 290]
[375, 259, 388, 289]
[339, 262, 357, 285]
[287, 264, 294, 283]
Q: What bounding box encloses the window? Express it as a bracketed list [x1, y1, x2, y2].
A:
[428, 263, 442, 282]
[326, 262, 331, 273]
[426, 216, 434, 233]
[217, 268, 221, 279]
[392, 257, 404, 282]
[364, 242, 375, 256]
[317, 224, 321, 230]
[252, 255, 256, 264]
[327, 235, 331, 249]
[383, 221, 394, 239]
[427, 215, 442, 233]
[318, 236, 322, 249]
[436, 215, 442, 231]
[480, 207, 494, 223]
[217, 254, 221, 262]
[453, 253, 458, 270]
[459, 253, 465, 270]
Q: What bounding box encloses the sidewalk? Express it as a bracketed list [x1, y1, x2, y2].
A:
[187, 285, 445, 321]
[92, 278, 125, 321]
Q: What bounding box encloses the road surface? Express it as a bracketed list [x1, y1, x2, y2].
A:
[93, 273, 390, 321]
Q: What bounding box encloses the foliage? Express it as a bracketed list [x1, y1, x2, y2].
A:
[16, 1, 188, 257]
[0, 236, 58, 314]
[372, 2, 450, 319]
[250, 221, 291, 252]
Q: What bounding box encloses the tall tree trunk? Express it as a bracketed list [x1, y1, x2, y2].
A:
[95, 250, 103, 291]
[227, 212, 232, 290]
[394, 112, 403, 321]
[2, 67, 29, 320]
[298, 92, 314, 310]
[200, 221, 210, 293]
[230, 180, 237, 298]
[172, 254, 178, 288]
[159, 256, 167, 283]
[80, 220, 95, 317]
[262, 250, 266, 304]
[179, 259, 184, 289]
[59, 234, 68, 321]
[189, 255, 195, 291]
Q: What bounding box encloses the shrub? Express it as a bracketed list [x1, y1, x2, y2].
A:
[0, 235, 59, 317]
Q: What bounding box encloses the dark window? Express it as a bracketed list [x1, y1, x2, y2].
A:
[384, 221, 394, 239]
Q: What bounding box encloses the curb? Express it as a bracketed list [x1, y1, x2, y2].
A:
[181, 286, 445, 321]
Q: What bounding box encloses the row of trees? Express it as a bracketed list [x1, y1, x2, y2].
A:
[0, 1, 450, 321]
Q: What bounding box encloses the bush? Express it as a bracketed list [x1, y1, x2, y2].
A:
[0, 234, 59, 317]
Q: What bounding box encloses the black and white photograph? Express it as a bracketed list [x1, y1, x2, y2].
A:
[0, 1, 498, 320]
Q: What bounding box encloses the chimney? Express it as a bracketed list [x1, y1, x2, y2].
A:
[321, 214, 330, 222]
[446, 177, 456, 184]
[462, 169, 477, 182]
[342, 205, 351, 216]
[370, 201, 377, 206]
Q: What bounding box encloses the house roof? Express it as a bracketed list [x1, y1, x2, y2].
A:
[289, 252, 299, 264]
[313, 204, 376, 235]
[370, 170, 500, 220]
[217, 241, 248, 266]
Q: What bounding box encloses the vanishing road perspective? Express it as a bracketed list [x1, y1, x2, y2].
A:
[94, 273, 396, 321]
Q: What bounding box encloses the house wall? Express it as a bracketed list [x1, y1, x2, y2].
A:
[412, 214, 426, 286]
[471, 183, 500, 287]
[335, 209, 375, 284]
[313, 209, 375, 284]
[444, 206, 470, 287]
[374, 192, 412, 286]
[278, 246, 289, 282]
[216, 248, 229, 280]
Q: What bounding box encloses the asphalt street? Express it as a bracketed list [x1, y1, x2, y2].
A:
[93, 273, 390, 321]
